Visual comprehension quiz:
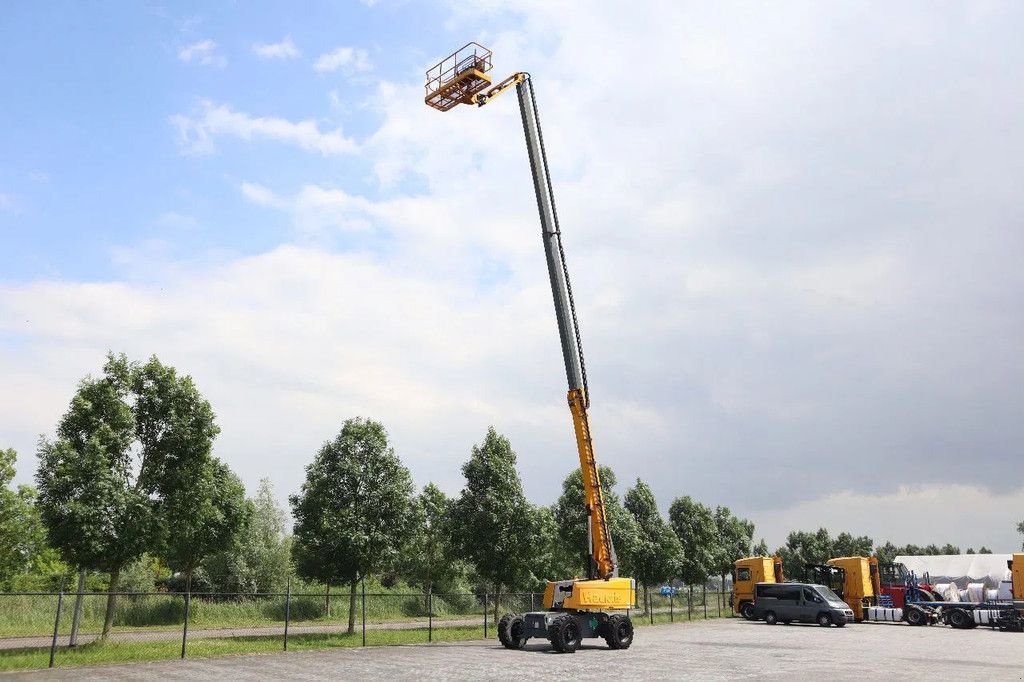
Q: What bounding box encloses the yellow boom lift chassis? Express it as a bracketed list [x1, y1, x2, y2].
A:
[425, 43, 636, 653]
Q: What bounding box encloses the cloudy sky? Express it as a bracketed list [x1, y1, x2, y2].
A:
[2, 1, 1022, 552]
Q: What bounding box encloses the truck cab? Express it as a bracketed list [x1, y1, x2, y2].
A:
[734, 556, 784, 620]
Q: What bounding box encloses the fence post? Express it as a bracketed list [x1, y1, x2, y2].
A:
[181, 588, 191, 659]
[284, 577, 292, 652]
[428, 587, 433, 643]
[483, 593, 488, 639]
[670, 588, 674, 623]
[703, 585, 707, 619]
[69, 568, 85, 647]
[361, 579, 366, 647]
[49, 577, 65, 669]
[530, 592, 535, 612]
[688, 586, 693, 621]
[648, 589, 653, 625]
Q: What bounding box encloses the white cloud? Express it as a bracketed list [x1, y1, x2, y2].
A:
[754, 485, 1024, 553]
[0, 193, 13, 210]
[313, 46, 371, 73]
[169, 100, 357, 156]
[239, 182, 282, 208]
[252, 36, 300, 60]
[156, 211, 198, 229]
[177, 39, 226, 67]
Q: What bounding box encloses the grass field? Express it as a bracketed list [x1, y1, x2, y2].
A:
[0, 589, 732, 672]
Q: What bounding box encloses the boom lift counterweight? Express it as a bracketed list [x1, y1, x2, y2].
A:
[426, 43, 636, 653]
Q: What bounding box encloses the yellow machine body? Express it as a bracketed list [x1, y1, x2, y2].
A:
[826, 556, 880, 621]
[733, 556, 784, 616]
[543, 577, 636, 611]
[1012, 553, 1024, 600]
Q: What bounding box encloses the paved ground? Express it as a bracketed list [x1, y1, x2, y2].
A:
[9, 619, 1024, 681]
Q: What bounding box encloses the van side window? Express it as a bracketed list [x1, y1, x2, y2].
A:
[737, 568, 751, 581]
[803, 588, 817, 602]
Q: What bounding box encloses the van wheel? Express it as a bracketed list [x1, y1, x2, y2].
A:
[817, 613, 832, 627]
[835, 621, 846, 628]
[765, 611, 778, 625]
[782, 620, 791, 625]
[740, 602, 756, 620]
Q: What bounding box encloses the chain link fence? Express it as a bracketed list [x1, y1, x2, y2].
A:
[0, 583, 735, 671]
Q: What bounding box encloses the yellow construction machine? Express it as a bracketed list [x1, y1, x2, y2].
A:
[733, 556, 784, 620]
[425, 43, 636, 653]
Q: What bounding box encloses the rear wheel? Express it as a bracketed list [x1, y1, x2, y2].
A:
[740, 602, 756, 620]
[817, 613, 832, 627]
[603, 614, 634, 650]
[948, 609, 972, 629]
[498, 613, 528, 650]
[765, 611, 778, 625]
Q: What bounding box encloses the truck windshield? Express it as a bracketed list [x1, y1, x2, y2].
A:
[817, 587, 844, 603]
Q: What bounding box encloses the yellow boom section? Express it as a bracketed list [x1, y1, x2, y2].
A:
[569, 388, 616, 580]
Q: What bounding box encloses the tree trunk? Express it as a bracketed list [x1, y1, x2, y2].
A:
[493, 584, 501, 623]
[70, 568, 86, 647]
[102, 566, 121, 638]
[325, 584, 331, 619]
[347, 580, 357, 634]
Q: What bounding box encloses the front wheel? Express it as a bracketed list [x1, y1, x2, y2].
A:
[603, 614, 634, 650]
[765, 611, 778, 625]
[817, 613, 832, 627]
[549, 615, 582, 654]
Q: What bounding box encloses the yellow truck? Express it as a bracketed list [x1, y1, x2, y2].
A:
[826, 556, 881, 622]
[734, 556, 784, 620]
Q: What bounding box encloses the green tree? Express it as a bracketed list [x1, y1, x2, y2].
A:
[874, 541, 899, 564]
[451, 427, 535, 621]
[1018, 521, 1024, 551]
[624, 479, 682, 608]
[774, 528, 835, 578]
[161, 458, 248, 588]
[0, 449, 54, 588]
[527, 504, 575, 588]
[400, 483, 471, 605]
[36, 353, 219, 636]
[668, 496, 718, 585]
[290, 418, 414, 633]
[712, 506, 754, 592]
[833, 532, 874, 558]
[552, 466, 640, 580]
[752, 538, 769, 557]
[978, 546, 993, 554]
[205, 478, 292, 593]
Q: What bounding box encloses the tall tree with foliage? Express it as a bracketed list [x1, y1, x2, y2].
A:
[1018, 521, 1024, 551]
[205, 478, 292, 593]
[36, 353, 220, 637]
[552, 466, 640, 580]
[0, 449, 54, 588]
[624, 479, 682, 608]
[451, 427, 536, 620]
[290, 418, 414, 633]
[161, 457, 248, 588]
[752, 538, 770, 557]
[833, 532, 874, 558]
[401, 483, 468, 605]
[668, 496, 718, 585]
[712, 506, 754, 592]
[774, 528, 835, 577]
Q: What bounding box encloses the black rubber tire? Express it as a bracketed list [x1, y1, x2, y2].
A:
[603, 614, 634, 650]
[765, 611, 778, 625]
[782, 620, 792, 625]
[948, 609, 971, 629]
[498, 613, 527, 650]
[835, 621, 846, 628]
[906, 607, 926, 626]
[549, 615, 581, 654]
[740, 602, 756, 621]
[817, 612, 832, 627]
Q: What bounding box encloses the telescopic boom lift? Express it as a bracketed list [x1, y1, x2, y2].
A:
[425, 42, 636, 653]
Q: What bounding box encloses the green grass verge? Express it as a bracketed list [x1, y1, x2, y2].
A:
[0, 626, 486, 672]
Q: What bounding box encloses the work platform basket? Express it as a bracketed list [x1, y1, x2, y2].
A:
[424, 42, 493, 111]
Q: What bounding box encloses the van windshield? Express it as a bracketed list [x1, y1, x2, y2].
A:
[817, 587, 844, 603]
